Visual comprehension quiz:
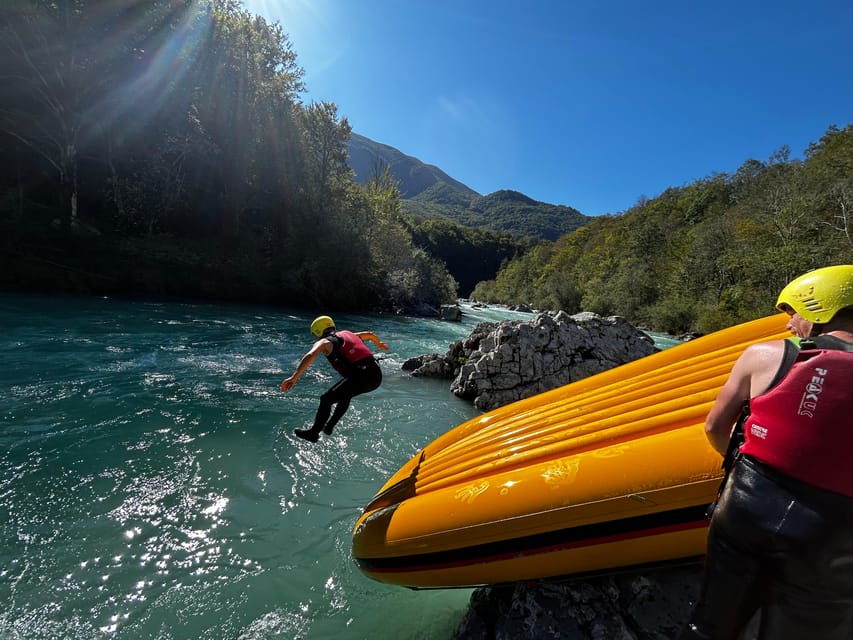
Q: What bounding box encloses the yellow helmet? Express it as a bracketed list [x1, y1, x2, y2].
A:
[310, 315, 335, 338]
[776, 265, 853, 323]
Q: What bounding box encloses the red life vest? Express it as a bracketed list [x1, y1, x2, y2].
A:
[740, 338, 853, 496]
[325, 330, 374, 375]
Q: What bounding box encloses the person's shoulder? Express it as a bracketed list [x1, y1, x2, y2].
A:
[313, 336, 334, 351]
[739, 339, 787, 365]
[745, 338, 788, 353]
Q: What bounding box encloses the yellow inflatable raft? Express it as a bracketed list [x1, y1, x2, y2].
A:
[352, 314, 791, 589]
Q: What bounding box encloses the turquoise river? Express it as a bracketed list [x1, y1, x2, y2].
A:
[0, 293, 679, 640]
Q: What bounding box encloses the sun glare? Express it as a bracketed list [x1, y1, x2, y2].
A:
[239, 0, 330, 38]
[97, 3, 211, 136]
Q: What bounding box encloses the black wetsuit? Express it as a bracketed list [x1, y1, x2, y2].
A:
[679, 455, 853, 640]
[300, 332, 382, 440]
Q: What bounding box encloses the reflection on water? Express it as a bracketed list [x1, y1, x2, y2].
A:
[0, 294, 482, 640]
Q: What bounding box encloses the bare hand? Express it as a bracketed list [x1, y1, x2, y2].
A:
[280, 377, 296, 392]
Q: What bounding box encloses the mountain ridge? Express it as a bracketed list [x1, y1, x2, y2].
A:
[347, 133, 591, 241]
[348, 133, 479, 199]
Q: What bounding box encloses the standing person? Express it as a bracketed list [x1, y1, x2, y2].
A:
[679, 265, 853, 640]
[281, 315, 388, 443]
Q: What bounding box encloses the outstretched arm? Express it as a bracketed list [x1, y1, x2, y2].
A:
[280, 340, 331, 392]
[355, 331, 388, 351]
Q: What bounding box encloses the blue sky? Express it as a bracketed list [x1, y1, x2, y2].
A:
[241, 0, 853, 216]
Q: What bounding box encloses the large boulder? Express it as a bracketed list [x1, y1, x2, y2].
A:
[403, 311, 658, 411]
[440, 304, 463, 321]
[402, 321, 496, 379]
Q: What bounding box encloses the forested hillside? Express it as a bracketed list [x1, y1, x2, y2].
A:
[347, 133, 478, 199]
[404, 189, 590, 241]
[473, 126, 853, 334]
[3, 2, 850, 333]
[405, 219, 535, 297]
[348, 133, 591, 241]
[0, 1, 458, 314]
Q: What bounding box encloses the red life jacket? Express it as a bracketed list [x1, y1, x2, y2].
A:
[325, 330, 374, 375]
[740, 336, 853, 496]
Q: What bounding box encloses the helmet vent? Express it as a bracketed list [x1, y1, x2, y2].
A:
[801, 298, 824, 311]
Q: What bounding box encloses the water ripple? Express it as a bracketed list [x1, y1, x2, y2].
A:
[0, 294, 492, 639]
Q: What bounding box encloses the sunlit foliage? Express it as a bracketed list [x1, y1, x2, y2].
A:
[475, 127, 853, 334]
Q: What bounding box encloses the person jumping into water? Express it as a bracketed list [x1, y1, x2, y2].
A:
[280, 315, 388, 442]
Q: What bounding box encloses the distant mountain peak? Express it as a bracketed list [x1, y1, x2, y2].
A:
[347, 133, 478, 199]
[477, 190, 538, 206]
[347, 132, 591, 240]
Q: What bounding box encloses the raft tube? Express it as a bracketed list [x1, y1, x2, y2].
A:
[351, 314, 791, 589]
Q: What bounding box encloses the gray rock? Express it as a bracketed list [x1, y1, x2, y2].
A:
[404, 311, 657, 411]
[451, 565, 772, 639]
[454, 566, 702, 640]
[441, 304, 464, 321]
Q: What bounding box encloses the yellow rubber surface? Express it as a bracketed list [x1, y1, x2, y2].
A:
[352, 314, 790, 588]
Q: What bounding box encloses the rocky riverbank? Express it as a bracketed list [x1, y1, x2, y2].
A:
[403, 310, 658, 411]
[453, 564, 707, 640]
